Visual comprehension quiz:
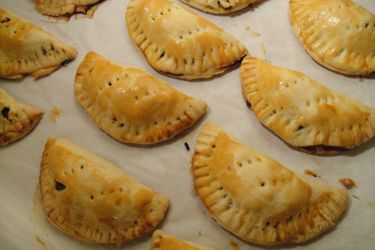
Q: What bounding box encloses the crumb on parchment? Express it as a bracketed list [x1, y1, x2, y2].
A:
[304, 168, 318, 178]
[339, 178, 356, 189]
[230, 240, 241, 250]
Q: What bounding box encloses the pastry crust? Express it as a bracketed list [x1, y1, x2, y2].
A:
[240, 56, 375, 155]
[33, 0, 105, 18]
[75, 52, 207, 145]
[179, 0, 261, 14]
[125, 0, 248, 80]
[290, 0, 375, 76]
[192, 123, 349, 246]
[0, 88, 43, 146]
[39, 138, 169, 244]
[151, 230, 215, 250]
[0, 8, 77, 79]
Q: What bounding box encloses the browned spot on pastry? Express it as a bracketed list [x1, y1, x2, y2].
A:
[339, 178, 356, 189]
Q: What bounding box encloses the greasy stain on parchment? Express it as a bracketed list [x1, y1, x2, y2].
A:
[48, 107, 62, 122]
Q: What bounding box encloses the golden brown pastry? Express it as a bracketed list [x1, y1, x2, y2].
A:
[0, 7, 77, 79]
[192, 123, 349, 246]
[75, 52, 207, 145]
[34, 0, 106, 18]
[125, 0, 247, 80]
[151, 230, 215, 250]
[40, 138, 169, 244]
[290, 0, 375, 75]
[240, 56, 375, 155]
[0, 88, 43, 145]
[179, 0, 261, 14]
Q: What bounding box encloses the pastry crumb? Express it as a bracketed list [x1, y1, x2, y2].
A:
[230, 240, 241, 250]
[339, 178, 356, 189]
[184, 142, 190, 151]
[245, 25, 260, 38]
[49, 107, 62, 122]
[351, 194, 360, 200]
[304, 168, 318, 178]
[36, 236, 51, 250]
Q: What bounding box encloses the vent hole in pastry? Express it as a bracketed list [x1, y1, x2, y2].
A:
[365, 23, 369, 28]
[211, 144, 216, 149]
[108, 82, 112, 86]
[260, 182, 265, 187]
[159, 51, 165, 59]
[274, 222, 279, 228]
[50, 44, 54, 51]
[296, 125, 304, 131]
[54, 180, 66, 191]
[1, 107, 10, 119]
[154, 121, 158, 125]
[247, 159, 252, 164]
[160, 11, 164, 15]
[112, 117, 117, 123]
[135, 96, 139, 100]
[266, 221, 270, 226]
[228, 199, 233, 208]
[90, 195, 94, 200]
[41, 47, 48, 56]
[256, 157, 261, 162]
[119, 123, 124, 127]
[238, 162, 243, 167]
[133, 220, 138, 225]
[306, 101, 311, 106]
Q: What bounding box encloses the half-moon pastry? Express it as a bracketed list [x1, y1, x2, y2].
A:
[240, 56, 375, 155]
[75, 52, 207, 145]
[179, 0, 261, 14]
[192, 123, 349, 245]
[0, 88, 43, 145]
[125, 0, 247, 80]
[0, 7, 77, 79]
[40, 137, 169, 244]
[151, 230, 215, 250]
[290, 0, 375, 75]
[34, 0, 105, 18]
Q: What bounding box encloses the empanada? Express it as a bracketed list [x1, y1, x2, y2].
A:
[290, 0, 375, 75]
[0, 88, 43, 145]
[125, 0, 247, 80]
[240, 56, 375, 155]
[179, 0, 261, 14]
[192, 123, 349, 246]
[40, 138, 169, 244]
[0, 8, 77, 79]
[151, 230, 215, 250]
[75, 52, 207, 145]
[34, 0, 105, 18]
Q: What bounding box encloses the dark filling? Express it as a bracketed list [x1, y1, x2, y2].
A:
[0, 17, 10, 23]
[1, 107, 10, 119]
[54, 180, 66, 191]
[61, 59, 73, 66]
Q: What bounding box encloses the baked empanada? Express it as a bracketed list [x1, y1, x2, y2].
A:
[40, 138, 169, 244]
[151, 230, 215, 250]
[34, 0, 105, 18]
[75, 52, 207, 145]
[179, 0, 261, 14]
[192, 123, 349, 246]
[0, 88, 43, 145]
[125, 0, 247, 79]
[240, 56, 375, 155]
[0, 8, 77, 79]
[290, 0, 375, 75]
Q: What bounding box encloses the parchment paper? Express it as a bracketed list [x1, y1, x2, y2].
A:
[1, 0, 374, 249]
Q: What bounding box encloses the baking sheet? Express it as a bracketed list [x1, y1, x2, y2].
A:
[1, 0, 375, 249]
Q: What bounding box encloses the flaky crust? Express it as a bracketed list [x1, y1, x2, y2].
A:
[125, 0, 247, 80]
[192, 123, 349, 246]
[0, 88, 43, 145]
[240, 56, 375, 155]
[0, 8, 77, 79]
[33, 0, 105, 18]
[290, 0, 375, 76]
[179, 0, 261, 14]
[75, 52, 207, 145]
[151, 230, 215, 250]
[39, 138, 169, 244]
